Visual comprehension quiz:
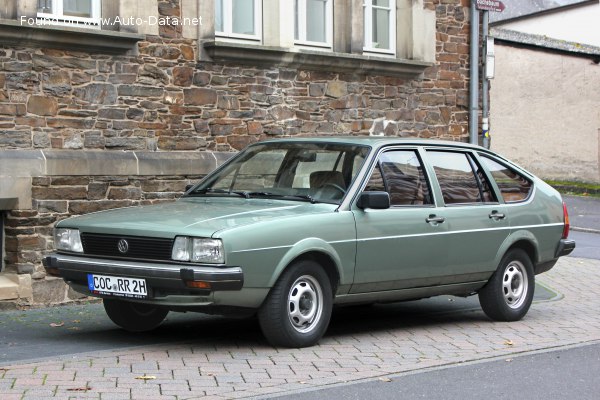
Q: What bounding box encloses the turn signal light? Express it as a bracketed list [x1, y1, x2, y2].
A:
[185, 281, 211, 289]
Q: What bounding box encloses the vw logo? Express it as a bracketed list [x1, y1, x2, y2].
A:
[117, 239, 129, 254]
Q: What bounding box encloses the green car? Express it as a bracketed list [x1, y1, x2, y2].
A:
[44, 138, 575, 347]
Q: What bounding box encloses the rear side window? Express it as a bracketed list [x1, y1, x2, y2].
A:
[480, 155, 532, 203]
[366, 150, 432, 206]
[427, 151, 494, 205]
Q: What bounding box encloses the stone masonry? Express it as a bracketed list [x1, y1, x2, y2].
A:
[0, 0, 472, 306]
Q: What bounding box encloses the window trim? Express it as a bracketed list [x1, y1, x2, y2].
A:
[37, 0, 101, 30]
[477, 153, 534, 205]
[216, 0, 263, 43]
[426, 150, 498, 207]
[363, 0, 396, 56]
[295, 0, 333, 50]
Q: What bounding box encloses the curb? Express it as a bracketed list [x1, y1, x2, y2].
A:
[571, 226, 600, 234]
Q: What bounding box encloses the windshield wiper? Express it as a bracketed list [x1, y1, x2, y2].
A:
[187, 188, 249, 198]
[243, 192, 318, 204]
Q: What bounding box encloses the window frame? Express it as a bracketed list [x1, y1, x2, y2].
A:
[363, 0, 396, 56]
[216, 0, 263, 43]
[478, 153, 534, 204]
[426, 150, 496, 207]
[295, 0, 333, 49]
[37, 0, 101, 29]
[362, 148, 434, 208]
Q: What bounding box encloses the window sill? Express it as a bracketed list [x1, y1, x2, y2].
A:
[0, 19, 144, 54]
[203, 41, 432, 78]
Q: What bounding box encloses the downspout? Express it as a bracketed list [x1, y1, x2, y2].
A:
[482, 10, 490, 148]
[469, 0, 480, 145]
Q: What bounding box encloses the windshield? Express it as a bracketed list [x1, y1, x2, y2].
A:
[186, 142, 370, 204]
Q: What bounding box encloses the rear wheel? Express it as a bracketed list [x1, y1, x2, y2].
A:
[103, 299, 168, 332]
[258, 260, 333, 348]
[479, 248, 535, 321]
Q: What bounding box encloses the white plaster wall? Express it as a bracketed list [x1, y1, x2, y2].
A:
[500, 3, 600, 47]
[490, 44, 600, 183]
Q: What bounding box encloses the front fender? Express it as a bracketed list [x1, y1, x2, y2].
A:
[268, 238, 344, 287]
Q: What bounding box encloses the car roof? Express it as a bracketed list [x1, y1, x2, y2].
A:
[258, 136, 487, 152]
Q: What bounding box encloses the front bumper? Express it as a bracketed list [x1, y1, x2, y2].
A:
[43, 253, 244, 298]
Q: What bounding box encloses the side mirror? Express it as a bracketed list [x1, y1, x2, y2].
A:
[357, 191, 390, 210]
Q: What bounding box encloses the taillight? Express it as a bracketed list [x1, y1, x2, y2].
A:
[562, 201, 570, 239]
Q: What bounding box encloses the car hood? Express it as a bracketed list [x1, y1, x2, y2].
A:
[57, 197, 338, 238]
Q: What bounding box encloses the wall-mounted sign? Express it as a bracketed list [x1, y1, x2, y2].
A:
[476, 0, 505, 12]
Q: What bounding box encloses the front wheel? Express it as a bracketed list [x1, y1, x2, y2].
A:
[479, 248, 535, 321]
[258, 260, 333, 348]
[103, 299, 168, 332]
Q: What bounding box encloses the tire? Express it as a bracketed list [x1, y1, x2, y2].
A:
[258, 260, 333, 348]
[103, 299, 168, 332]
[478, 248, 535, 321]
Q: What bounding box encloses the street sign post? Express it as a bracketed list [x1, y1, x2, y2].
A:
[475, 0, 505, 12]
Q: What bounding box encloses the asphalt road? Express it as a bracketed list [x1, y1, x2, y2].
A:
[273, 342, 600, 400]
[569, 231, 600, 260]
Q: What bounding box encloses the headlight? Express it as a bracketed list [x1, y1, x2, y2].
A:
[172, 237, 224, 264]
[54, 228, 83, 253]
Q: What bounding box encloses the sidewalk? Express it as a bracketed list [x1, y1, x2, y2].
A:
[1, 257, 599, 399]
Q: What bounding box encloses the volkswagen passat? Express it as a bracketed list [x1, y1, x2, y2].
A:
[44, 138, 575, 347]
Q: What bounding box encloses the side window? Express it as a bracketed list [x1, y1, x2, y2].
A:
[366, 150, 432, 206]
[480, 155, 533, 203]
[428, 151, 489, 205]
[216, 0, 262, 41]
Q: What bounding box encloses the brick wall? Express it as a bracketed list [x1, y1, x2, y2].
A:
[0, 0, 472, 306]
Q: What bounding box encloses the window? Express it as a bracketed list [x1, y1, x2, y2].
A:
[428, 151, 494, 205]
[480, 155, 532, 203]
[216, 0, 262, 41]
[37, 0, 101, 28]
[295, 0, 333, 48]
[363, 0, 396, 54]
[366, 150, 432, 206]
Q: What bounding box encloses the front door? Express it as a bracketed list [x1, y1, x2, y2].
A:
[351, 149, 448, 293]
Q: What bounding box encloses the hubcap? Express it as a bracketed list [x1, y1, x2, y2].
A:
[287, 275, 323, 333]
[502, 260, 528, 309]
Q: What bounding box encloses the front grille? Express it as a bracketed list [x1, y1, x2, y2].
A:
[81, 233, 174, 261]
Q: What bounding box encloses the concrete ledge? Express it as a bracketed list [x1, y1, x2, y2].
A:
[0, 274, 32, 302]
[0, 19, 144, 54]
[45, 150, 139, 176]
[1, 149, 234, 177]
[0, 150, 45, 177]
[204, 41, 432, 78]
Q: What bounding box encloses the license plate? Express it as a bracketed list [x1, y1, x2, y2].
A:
[87, 274, 148, 299]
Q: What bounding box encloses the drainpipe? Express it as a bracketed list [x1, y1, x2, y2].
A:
[469, 0, 480, 145]
[482, 10, 490, 149]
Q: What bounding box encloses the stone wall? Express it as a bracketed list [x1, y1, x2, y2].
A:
[0, 0, 472, 306]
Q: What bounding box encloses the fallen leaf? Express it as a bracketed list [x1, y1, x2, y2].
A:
[72, 320, 81, 324]
[50, 322, 65, 327]
[504, 340, 514, 346]
[379, 377, 392, 382]
[67, 386, 91, 392]
[505, 359, 513, 362]
[135, 375, 156, 381]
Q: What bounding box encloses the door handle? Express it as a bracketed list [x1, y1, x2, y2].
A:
[489, 211, 506, 220]
[426, 215, 445, 224]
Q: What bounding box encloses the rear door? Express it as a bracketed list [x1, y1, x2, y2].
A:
[424, 150, 509, 283]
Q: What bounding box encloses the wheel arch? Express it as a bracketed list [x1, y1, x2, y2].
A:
[268, 238, 343, 294]
[496, 231, 540, 268]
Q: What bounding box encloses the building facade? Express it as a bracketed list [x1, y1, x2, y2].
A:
[489, 0, 600, 184]
[0, 0, 472, 307]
